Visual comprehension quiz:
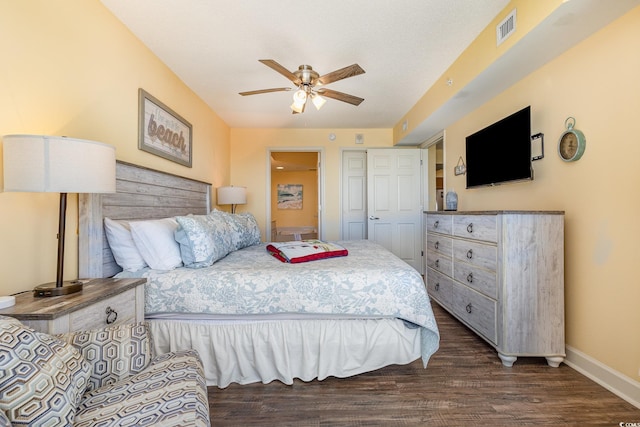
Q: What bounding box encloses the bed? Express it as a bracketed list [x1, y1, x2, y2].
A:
[79, 161, 440, 388]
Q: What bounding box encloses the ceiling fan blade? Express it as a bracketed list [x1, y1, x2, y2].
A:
[259, 59, 302, 85]
[316, 88, 364, 106]
[317, 64, 365, 86]
[239, 87, 292, 96]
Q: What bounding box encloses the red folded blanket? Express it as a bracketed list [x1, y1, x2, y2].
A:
[266, 240, 348, 263]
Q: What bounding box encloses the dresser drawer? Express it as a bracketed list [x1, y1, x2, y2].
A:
[452, 239, 497, 271]
[426, 214, 452, 235]
[426, 233, 453, 258]
[450, 283, 497, 345]
[70, 288, 137, 331]
[453, 215, 497, 242]
[426, 267, 454, 307]
[426, 250, 453, 276]
[453, 262, 498, 299]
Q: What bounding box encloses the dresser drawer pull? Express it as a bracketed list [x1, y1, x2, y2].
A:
[434, 259, 440, 268]
[466, 249, 473, 259]
[466, 223, 474, 233]
[466, 303, 473, 314]
[434, 220, 439, 229]
[434, 241, 439, 250]
[105, 306, 118, 324]
[434, 282, 440, 291]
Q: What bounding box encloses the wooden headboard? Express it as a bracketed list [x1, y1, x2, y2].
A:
[79, 161, 211, 278]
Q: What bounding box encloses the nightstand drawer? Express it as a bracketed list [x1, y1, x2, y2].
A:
[70, 288, 136, 331]
[0, 278, 145, 335]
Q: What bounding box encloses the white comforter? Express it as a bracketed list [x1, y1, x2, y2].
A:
[117, 239, 440, 365]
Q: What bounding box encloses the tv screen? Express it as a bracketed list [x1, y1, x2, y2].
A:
[465, 106, 532, 188]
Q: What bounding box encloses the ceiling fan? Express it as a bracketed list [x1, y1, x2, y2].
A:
[239, 59, 365, 114]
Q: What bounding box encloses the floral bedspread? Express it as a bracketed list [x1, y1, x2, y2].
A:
[119, 239, 440, 365]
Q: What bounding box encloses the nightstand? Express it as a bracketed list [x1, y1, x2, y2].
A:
[0, 278, 145, 334]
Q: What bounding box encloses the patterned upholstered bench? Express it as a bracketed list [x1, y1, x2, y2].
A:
[0, 316, 210, 426]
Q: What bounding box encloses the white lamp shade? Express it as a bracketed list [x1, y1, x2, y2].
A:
[3, 135, 116, 193]
[312, 94, 327, 110]
[217, 186, 247, 205]
[293, 89, 307, 104]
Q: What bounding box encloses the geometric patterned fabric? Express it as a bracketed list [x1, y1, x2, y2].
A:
[75, 349, 211, 427]
[56, 322, 154, 392]
[1, 316, 210, 426]
[0, 315, 91, 426]
[0, 409, 9, 426]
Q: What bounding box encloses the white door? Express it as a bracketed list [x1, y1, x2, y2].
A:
[367, 148, 423, 272]
[341, 151, 367, 240]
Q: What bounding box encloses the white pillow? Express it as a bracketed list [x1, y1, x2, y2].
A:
[103, 218, 148, 272]
[129, 218, 183, 270]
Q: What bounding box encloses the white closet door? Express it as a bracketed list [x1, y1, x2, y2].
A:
[367, 148, 423, 272]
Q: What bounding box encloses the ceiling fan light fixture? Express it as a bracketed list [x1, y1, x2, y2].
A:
[293, 88, 307, 103]
[291, 88, 308, 113]
[290, 101, 305, 113]
[311, 93, 326, 110]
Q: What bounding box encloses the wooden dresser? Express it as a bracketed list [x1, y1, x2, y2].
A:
[0, 278, 145, 335]
[424, 211, 565, 367]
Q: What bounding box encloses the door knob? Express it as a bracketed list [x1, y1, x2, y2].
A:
[369, 216, 380, 220]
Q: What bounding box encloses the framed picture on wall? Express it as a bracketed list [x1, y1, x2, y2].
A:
[277, 184, 303, 209]
[138, 88, 192, 167]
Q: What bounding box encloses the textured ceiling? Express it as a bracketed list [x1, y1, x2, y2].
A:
[100, 0, 640, 145]
[100, 0, 509, 132]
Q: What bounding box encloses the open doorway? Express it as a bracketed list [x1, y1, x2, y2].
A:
[268, 150, 321, 242]
[424, 133, 444, 212]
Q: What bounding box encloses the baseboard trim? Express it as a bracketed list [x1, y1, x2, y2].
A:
[565, 345, 640, 409]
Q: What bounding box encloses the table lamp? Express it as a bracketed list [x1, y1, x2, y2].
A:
[217, 186, 246, 214]
[2, 135, 116, 297]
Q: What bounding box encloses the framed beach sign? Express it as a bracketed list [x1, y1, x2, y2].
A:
[138, 88, 192, 167]
[277, 184, 303, 209]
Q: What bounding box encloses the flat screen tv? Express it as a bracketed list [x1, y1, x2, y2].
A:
[465, 106, 532, 188]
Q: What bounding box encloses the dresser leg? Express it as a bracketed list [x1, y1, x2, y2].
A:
[545, 356, 564, 368]
[498, 353, 517, 367]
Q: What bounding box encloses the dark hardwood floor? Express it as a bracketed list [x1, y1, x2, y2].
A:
[209, 303, 640, 426]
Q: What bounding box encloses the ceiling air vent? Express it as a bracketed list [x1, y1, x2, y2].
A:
[496, 9, 516, 46]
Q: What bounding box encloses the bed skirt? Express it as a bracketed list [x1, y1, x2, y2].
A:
[148, 318, 422, 388]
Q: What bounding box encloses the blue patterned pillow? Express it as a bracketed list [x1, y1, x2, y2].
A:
[175, 213, 233, 268]
[0, 316, 91, 425]
[222, 211, 262, 250]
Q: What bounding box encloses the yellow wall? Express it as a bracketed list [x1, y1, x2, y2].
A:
[0, 1, 230, 295]
[230, 129, 392, 241]
[272, 170, 318, 228]
[442, 7, 640, 381]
